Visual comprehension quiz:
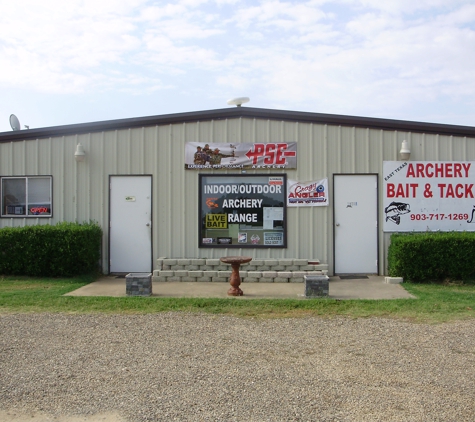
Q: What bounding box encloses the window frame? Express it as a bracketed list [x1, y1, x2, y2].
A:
[1, 175, 53, 218]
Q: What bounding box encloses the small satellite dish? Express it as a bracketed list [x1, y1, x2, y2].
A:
[227, 97, 250, 107]
[10, 114, 21, 131]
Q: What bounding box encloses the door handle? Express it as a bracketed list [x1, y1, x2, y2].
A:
[146, 223, 151, 227]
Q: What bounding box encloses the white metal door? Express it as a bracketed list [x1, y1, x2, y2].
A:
[334, 175, 378, 274]
[110, 176, 152, 273]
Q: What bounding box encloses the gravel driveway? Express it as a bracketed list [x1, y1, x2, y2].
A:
[0, 313, 474, 422]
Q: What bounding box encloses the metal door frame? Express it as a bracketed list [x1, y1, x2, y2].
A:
[108, 174, 153, 274]
[332, 173, 379, 275]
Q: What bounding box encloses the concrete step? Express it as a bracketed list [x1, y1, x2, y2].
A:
[153, 257, 328, 283]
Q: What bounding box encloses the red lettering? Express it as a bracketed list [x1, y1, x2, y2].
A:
[387, 183, 418, 198]
[406, 164, 415, 177]
[245, 143, 265, 164]
[416, 163, 425, 177]
[426, 163, 434, 177]
[446, 163, 453, 177]
[465, 184, 474, 198]
[264, 144, 275, 164]
[463, 163, 471, 177]
[435, 163, 444, 177]
[275, 143, 286, 165]
[30, 207, 48, 214]
[438, 184, 446, 197]
[454, 163, 462, 178]
[245, 143, 295, 165]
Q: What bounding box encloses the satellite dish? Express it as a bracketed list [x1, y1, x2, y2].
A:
[227, 97, 250, 107]
[10, 114, 21, 131]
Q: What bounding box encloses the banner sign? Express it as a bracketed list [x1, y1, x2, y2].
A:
[199, 174, 287, 248]
[185, 142, 297, 170]
[383, 161, 475, 232]
[287, 178, 329, 207]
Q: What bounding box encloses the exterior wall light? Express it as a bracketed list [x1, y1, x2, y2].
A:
[75, 143, 86, 162]
[400, 140, 410, 160]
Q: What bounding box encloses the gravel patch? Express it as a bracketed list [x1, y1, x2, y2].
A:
[0, 313, 474, 422]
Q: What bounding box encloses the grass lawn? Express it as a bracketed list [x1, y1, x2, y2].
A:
[0, 275, 474, 323]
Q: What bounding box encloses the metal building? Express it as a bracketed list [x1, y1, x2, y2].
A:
[1, 107, 475, 276]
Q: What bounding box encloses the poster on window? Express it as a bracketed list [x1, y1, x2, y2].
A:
[185, 142, 297, 170]
[383, 161, 475, 232]
[287, 178, 329, 207]
[199, 174, 287, 247]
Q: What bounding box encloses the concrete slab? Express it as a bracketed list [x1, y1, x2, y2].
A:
[65, 275, 415, 300]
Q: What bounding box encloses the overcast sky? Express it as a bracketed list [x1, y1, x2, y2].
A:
[1, 0, 475, 133]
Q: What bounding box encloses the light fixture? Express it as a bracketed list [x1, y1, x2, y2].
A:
[400, 140, 410, 160]
[227, 97, 250, 107]
[75, 143, 86, 162]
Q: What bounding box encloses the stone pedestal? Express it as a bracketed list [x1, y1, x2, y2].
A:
[304, 275, 329, 297]
[126, 273, 152, 296]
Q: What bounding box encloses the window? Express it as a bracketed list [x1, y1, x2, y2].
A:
[1, 176, 52, 217]
[199, 174, 287, 248]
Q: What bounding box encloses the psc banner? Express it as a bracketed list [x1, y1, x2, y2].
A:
[185, 142, 297, 170]
[383, 161, 475, 232]
[287, 179, 329, 207]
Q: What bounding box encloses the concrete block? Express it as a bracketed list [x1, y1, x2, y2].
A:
[126, 273, 152, 296]
[163, 259, 177, 266]
[177, 259, 191, 265]
[304, 275, 329, 297]
[217, 271, 232, 277]
[258, 277, 274, 283]
[174, 270, 188, 277]
[278, 271, 293, 278]
[152, 276, 167, 282]
[196, 277, 212, 282]
[171, 265, 185, 270]
[167, 276, 182, 282]
[385, 277, 403, 284]
[290, 277, 305, 283]
[274, 277, 290, 283]
[242, 277, 259, 283]
[252, 260, 264, 266]
[293, 259, 308, 266]
[185, 265, 199, 271]
[261, 271, 277, 278]
[212, 277, 228, 282]
[203, 271, 218, 277]
[188, 271, 203, 277]
[279, 259, 294, 266]
[192, 259, 206, 265]
[257, 266, 271, 271]
[264, 259, 278, 266]
[206, 259, 221, 266]
[159, 271, 174, 277]
[247, 271, 262, 278]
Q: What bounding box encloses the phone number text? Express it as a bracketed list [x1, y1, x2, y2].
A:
[410, 213, 469, 221]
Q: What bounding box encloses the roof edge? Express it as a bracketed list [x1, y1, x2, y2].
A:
[1, 107, 474, 142]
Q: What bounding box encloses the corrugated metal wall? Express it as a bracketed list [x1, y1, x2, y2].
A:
[1, 117, 475, 274]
